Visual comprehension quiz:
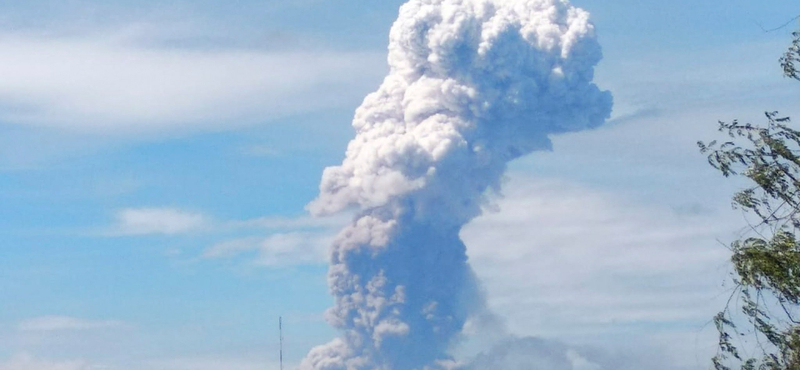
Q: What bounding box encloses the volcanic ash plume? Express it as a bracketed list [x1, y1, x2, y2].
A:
[302, 0, 612, 369]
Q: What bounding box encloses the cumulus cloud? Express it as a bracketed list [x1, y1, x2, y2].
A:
[110, 207, 208, 235]
[17, 316, 126, 332]
[0, 32, 384, 134]
[301, 0, 612, 369]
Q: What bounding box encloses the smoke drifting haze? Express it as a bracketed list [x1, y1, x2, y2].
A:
[302, 0, 612, 369]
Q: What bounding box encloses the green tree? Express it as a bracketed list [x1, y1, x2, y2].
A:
[699, 29, 800, 370]
[782, 30, 800, 81]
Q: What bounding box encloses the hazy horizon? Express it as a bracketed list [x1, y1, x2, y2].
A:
[1, 1, 799, 369]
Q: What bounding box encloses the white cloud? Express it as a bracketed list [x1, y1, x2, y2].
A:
[231, 213, 352, 230]
[103, 207, 345, 268]
[203, 232, 331, 267]
[110, 208, 208, 235]
[466, 337, 603, 370]
[0, 354, 97, 370]
[0, 32, 384, 134]
[596, 39, 800, 120]
[201, 213, 349, 267]
[106, 206, 350, 237]
[17, 316, 125, 332]
[0, 353, 281, 370]
[462, 175, 734, 342]
[142, 356, 283, 370]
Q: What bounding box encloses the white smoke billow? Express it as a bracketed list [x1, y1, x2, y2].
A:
[302, 0, 612, 369]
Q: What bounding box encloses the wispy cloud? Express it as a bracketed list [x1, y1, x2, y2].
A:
[597, 39, 800, 123]
[17, 316, 126, 332]
[109, 207, 208, 235]
[0, 353, 281, 370]
[98, 204, 345, 266]
[199, 213, 349, 266]
[229, 213, 352, 230]
[142, 356, 284, 370]
[0, 31, 384, 134]
[103, 206, 346, 268]
[238, 144, 281, 158]
[203, 232, 331, 266]
[0, 353, 97, 370]
[462, 175, 733, 341]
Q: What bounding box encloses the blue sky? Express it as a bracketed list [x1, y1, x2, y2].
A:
[1, 1, 799, 369]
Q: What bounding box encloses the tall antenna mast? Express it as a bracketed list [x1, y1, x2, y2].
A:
[279, 316, 284, 370]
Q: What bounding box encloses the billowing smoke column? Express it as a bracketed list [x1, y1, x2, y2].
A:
[302, 0, 612, 369]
